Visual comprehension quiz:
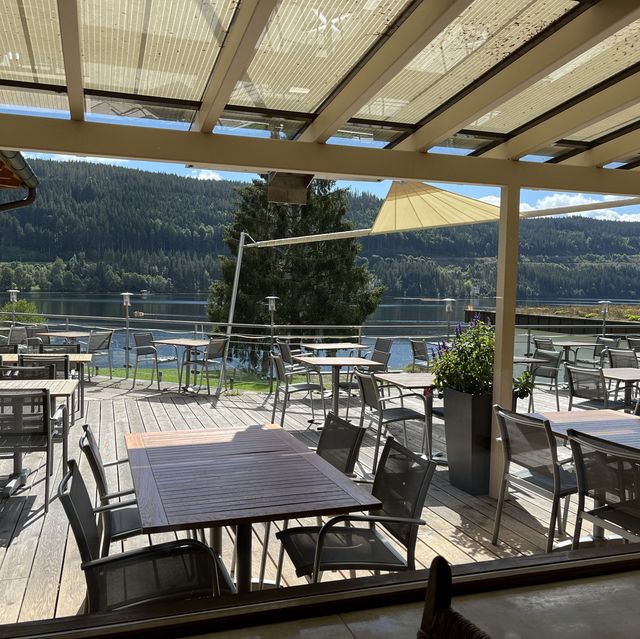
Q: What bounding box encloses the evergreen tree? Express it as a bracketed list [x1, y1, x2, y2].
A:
[207, 179, 384, 326]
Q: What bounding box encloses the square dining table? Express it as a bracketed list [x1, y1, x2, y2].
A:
[125, 424, 380, 593]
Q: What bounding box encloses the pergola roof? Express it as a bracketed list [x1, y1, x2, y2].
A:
[1, 0, 640, 195]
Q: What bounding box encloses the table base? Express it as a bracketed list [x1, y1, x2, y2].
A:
[2, 455, 30, 498]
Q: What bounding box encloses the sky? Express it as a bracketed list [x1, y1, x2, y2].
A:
[23, 151, 640, 222]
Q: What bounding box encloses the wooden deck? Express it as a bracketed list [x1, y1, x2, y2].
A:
[0, 377, 588, 623]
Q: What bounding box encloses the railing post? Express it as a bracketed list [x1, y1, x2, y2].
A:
[526, 328, 532, 356]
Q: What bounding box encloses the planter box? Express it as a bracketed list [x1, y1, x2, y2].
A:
[443, 388, 492, 495]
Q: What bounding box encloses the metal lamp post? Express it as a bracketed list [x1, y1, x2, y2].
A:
[7, 289, 19, 325]
[598, 300, 611, 336]
[443, 298, 456, 339]
[121, 292, 133, 378]
[266, 296, 278, 393]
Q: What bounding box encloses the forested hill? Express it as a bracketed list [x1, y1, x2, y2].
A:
[1, 158, 640, 299]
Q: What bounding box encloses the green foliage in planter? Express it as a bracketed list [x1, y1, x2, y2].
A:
[512, 370, 534, 399]
[432, 318, 495, 395]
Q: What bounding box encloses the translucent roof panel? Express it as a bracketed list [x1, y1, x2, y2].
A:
[214, 110, 309, 140]
[328, 122, 405, 148]
[467, 20, 640, 133]
[0, 86, 68, 117]
[355, 0, 575, 124]
[79, 0, 236, 100]
[0, 0, 65, 84]
[229, 0, 413, 113]
[564, 104, 640, 143]
[86, 95, 195, 128]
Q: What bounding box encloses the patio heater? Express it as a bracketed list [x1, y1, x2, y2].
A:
[266, 296, 278, 393]
[443, 298, 456, 339]
[121, 292, 132, 378]
[7, 288, 19, 324]
[598, 300, 611, 336]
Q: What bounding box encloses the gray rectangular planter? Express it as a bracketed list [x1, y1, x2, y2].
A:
[443, 388, 492, 495]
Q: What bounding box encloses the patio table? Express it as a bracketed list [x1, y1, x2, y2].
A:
[300, 342, 368, 355]
[552, 339, 595, 364]
[36, 330, 91, 341]
[293, 355, 385, 416]
[602, 367, 640, 407]
[0, 378, 78, 497]
[125, 424, 380, 593]
[152, 337, 209, 392]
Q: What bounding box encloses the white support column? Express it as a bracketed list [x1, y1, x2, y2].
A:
[490, 184, 520, 498]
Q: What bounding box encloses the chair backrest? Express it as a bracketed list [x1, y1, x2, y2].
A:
[19, 354, 70, 378]
[530, 348, 562, 380]
[418, 556, 492, 639]
[133, 332, 155, 355]
[373, 338, 393, 354]
[627, 336, 640, 352]
[355, 369, 382, 412]
[79, 424, 110, 499]
[565, 365, 606, 402]
[594, 335, 620, 357]
[0, 388, 50, 441]
[370, 349, 391, 367]
[7, 326, 27, 345]
[26, 324, 50, 345]
[276, 339, 296, 365]
[88, 331, 113, 352]
[493, 405, 559, 489]
[58, 460, 102, 563]
[568, 429, 640, 513]
[0, 344, 18, 354]
[40, 343, 81, 354]
[0, 364, 55, 379]
[316, 412, 366, 475]
[410, 339, 429, 361]
[271, 353, 288, 384]
[606, 348, 638, 369]
[372, 438, 435, 564]
[533, 336, 555, 351]
[206, 336, 228, 360]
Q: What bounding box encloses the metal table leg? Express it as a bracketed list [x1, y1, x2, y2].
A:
[331, 366, 340, 416]
[235, 523, 253, 593]
[2, 453, 29, 498]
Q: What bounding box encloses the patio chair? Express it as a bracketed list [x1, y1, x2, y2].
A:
[0, 364, 55, 379]
[410, 338, 431, 371]
[276, 338, 307, 375]
[0, 344, 18, 354]
[276, 437, 435, 583]
[58, 459, 234, 613]
[417, 555, 492, 639]
[83, 330, 114, 380]
[184, 336, 228, 395]
[131, 332, 162, 389]
[79, 424, 146, 557]
[606, 347, 639, 400]
[355, 368, 429, 473]
[0, 388, 65, 512]
[533, 336, 556, 351]
[568, 429, 640, 549]
[25, 324, 50, 348]
[565, 365, 624, 411]
[40, 343, 81, 354]
[626, 336, 640, 352]
[271, 353, 326, 427]
[527, 348, 562, 412]
[575, 336, 620, 368]
[492, 405, 577, 553]
[7, 326, 27, 349]
[340, 347, 391, 420]
[19, 354, 70, 379]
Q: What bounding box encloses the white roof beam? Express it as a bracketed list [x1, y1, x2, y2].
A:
[297, 0, 473, 143]
[3, 113, 640, 196]
[395, 0, 640, 152]
[191, 0, 277, 133]
[562, 128, 640, 167]
[483, 71, 640, 160]
[56, 0, 84, 121]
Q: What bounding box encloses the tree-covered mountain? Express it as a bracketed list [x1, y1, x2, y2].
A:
[2, 158, 640, 299]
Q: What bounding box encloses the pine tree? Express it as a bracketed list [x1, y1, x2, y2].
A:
[207, 178, 384, 326]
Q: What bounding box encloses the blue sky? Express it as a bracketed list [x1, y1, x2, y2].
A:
[23, 151, 640, 221]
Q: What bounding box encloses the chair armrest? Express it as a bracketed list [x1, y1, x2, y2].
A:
[94, 498, 138, 513]
[103, 457, 129, 467]
[51, 403, 67, 431]
[100, 487, 136, 502]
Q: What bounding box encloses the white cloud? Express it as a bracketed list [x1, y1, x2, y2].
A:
[478, 195, 500, 206]
[186, 168, 222, 181]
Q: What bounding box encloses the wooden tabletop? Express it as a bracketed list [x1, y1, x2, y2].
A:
[0, 353, 93, 363]
[38, 331, 91, 339]
[301, 343, 368, 352]
[153, 338, 210, 348]
[126, 425, 380, 533]
[375, 372, 435, 389]
[534, 409, 640, 445]
[513, 356, 547, 364]
[0, 379, 79, 397]
[553, 340, 595, 348]
[602, 367, 640, 382]
[294, 355, 385, 368]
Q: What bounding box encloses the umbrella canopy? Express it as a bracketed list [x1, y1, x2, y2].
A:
[371, 181, 499, 235]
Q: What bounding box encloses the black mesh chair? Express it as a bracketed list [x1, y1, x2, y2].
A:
[84, 330, 114, 380]
[575, 336, 620, 368]
[19, 353, 70, 379]
[627, 336, 640, 353]
[533, 336, 556, 351]
[25, 324, 50, 349]
[0, 388, 62, 512]
[606, 348, 639, 400]
[79, 424, 145, 556]
[0, 344, 18, 355]
[132, 332, 161, 389]
[340, 348, 391, 420]
[565, 364, 623, 410]
[410, 339, 431, 372]
[40, 343, 81, 354]
[277, 438, 435, 583]
[58, 459, 234, 613]
[271, 353, 326, 427]
[7, 326, 27, 349]
[528, 348, 562, 411]
[568, 429, 640, 548]
[276, 338, 307, 375]
[417, 555, 492, 639]
[0, 364, 55, 379]
[355, 369, 429, 473]
[492, 405, 577, 553]
[185, 336, 228, 395]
